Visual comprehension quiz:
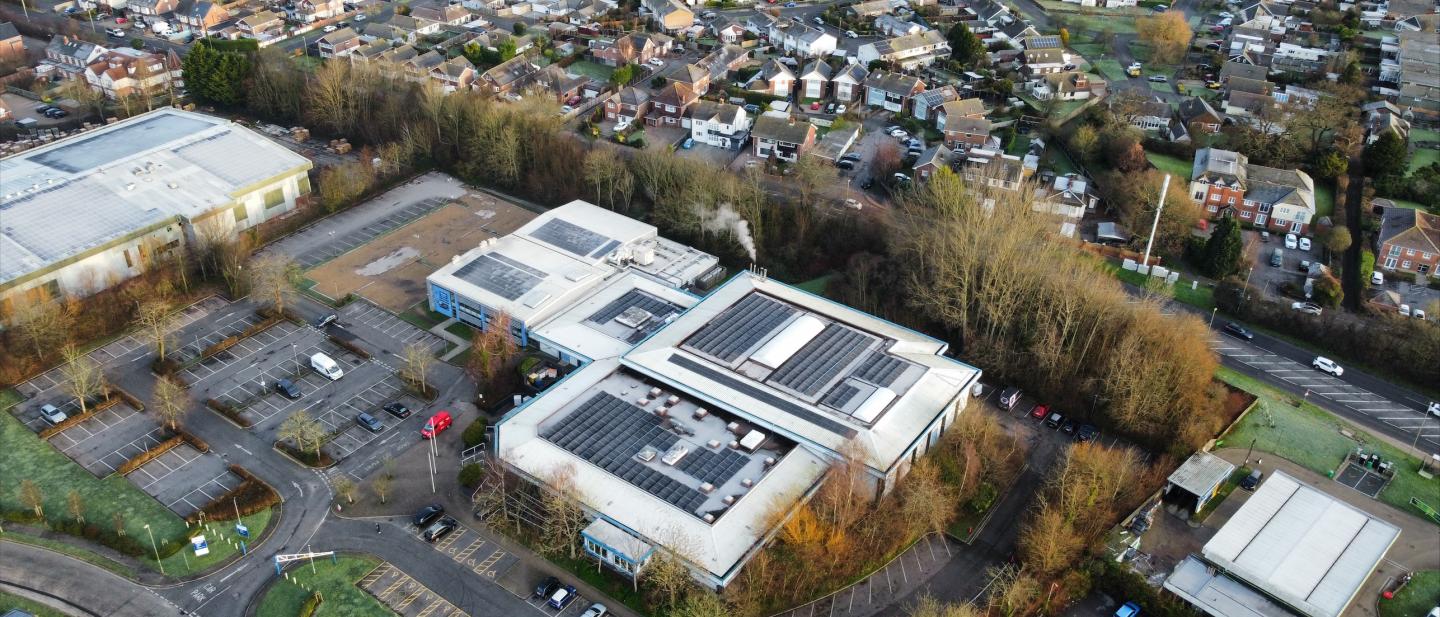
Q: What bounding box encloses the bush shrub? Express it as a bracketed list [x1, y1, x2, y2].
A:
[191, 465, 281, 522]
[206, 398, 252, 428]
[112, 386, 146, 411]
[462, 418, 489, 449]
[240, 315, 283, 339]
[202, 335, 241, 358]
[177, 428, 210, 453]
[116, 434, 184, 475]
[328, 335, 371, 360]
[298, 592, 322, 617]
[152, 356, 183, 376]
[275, 440, 333, 468]
[458, 463, 483, 489]
[1087, 559, 1200, 617]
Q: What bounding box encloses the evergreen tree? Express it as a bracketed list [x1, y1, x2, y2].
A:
[1200, 215, 1243, 278]
[948, 23, 985, 66]
[182, 40, 252, 107]
[1363, 131, 1408, 179]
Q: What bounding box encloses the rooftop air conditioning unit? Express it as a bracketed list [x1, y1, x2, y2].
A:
[741, 478, 753, 488]
[615, 306, 652, 329]
[649, 387, 662, 398]
[722, 495, 736, 505]
[635, 245, 656, 266]
[635, 447, 658, 463]
[692, 408, 708, 420]
[699, 482, 715, 494]
[703, 513, 715, 523]
[662, 443, 689, 466]
[666, 395, 680, 406]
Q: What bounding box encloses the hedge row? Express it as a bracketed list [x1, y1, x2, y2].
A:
[116, 434, 184, 476]
[1, 510, 154, 557]
[206, 398, 252, 428]
[111, 385, 146, 412]
[275, 440, 333, 468]
[258, 306, 305, 325]
[328, 335, 371, 360]
[37, 394, 119, 439]
[190, 465, 281, 523]
[177, 428, 210, 453]
[298, 593, 322, 617]
[201, 335, 242, 359]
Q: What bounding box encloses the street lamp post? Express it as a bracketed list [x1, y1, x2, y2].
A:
[291, 343, 300, 376]
[1209, 306, 1218, 328]
[144, 524, 165, 575]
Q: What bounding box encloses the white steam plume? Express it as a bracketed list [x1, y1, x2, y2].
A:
[697, 203, 757, 262]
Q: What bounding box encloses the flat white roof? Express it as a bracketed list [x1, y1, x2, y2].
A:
[1169, 451, 1237, 498]
[622, 272, 981, 473]
[1201, 471, 1400, 617]
[530, 272, 700, 362]
[0, 108, 311, 286]
[1165, 555, 1298, 617]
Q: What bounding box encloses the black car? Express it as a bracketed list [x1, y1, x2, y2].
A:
[412, 504, 444, 527]
[45, 108, 68, 118]
[275, 378, 302, 400]
[1045, 412, 1063, 429]
[356, 412, 385, 433]
[840, 152, 862, 162]
[1239, 468, 1263, 491]
[1222, 322, 1255, 341]
[421, 516, 457, 542]
[1061, 419, 1076, 435]
[533, 575, 561, 599]
[313, 313, 338, 328]
[383, 402, 412, 419]
[860, 178, 875, 190]
[1076, 424, 1098, 442]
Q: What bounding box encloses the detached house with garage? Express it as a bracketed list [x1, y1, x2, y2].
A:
[605, 87, 650, 122]
[936, 98, 989, 149]
[1190, 148, 1316, 234]
[864, 70, 925, 112]
[749, 59, 796, 98]
[1377, 207, 1439, 278]
[798, 61, 832, 100]
[857, 30, 949, 70]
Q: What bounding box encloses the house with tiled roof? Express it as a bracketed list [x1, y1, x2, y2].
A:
[798, 60, 832, 100]
[1034, 72, 1102, 101]
[179, 2, 230, 34]
[83, 47, 181, 100]
[751, 113, 816, 162]
[533, 65, 590, 103]
[911, 85, 960, 123]
[648, 80, 700, 127]
[1020, 37, 1067, 77]
[672, 63, 710, 96]
[1378, 206, 1440, 278]
[295, 0, 345, 22]
[848, 0, 892, 18]
[936, 98, 989, 149]
[317, 27, 362, 58]
[912, 144, 953, 181]
[863, 70, 925, 112]
[690, 101, 751, 149]
[769, 19, 837, 57]
[1034, 173, 1099, 237]
[1219, 62, 1268, 83]
[604, 86, 650, 122]
[1363, 101, 1412, 145]
[589, 33, 672, 67]
[479, 53, 541, 95]
[697, 45, 748, 81]
[1128, 98, 1173, 132]
[236, 10, 285, 39]
[129, 0, 178, 17]
[831, 64, 869, 102]
[857, 29, 949, 69]
[1189, 148, 1316, 234]
[1177, 96, 1223, 135]
[749, 59, 795, 97]
[410, 2, 471, 25]
[643, 0, 694, 33]
[431, 57, 477, 92]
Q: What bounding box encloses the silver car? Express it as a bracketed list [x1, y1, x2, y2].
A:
[39, 404, 68, 425]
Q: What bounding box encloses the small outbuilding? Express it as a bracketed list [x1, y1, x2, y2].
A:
[1163, 451, 1235, 514]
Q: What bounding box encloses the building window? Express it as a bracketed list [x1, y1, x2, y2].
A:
[233, 204, 249, 223]
[1258, 203, 1271, 213]
[1405, 249, 1416, 257]
[1241, 210, 1252, 219]
[123, 249, 133, 268]
[1227, 196, 1236, 204]
[1389, 245, 1401, 257]
[1421, 264, 1431, 275]
[1385, 257, 1398, 268]
[263, 187, 285, 209]
[1424, 253, 1434, 261]
[1402, 260, 1412, 269]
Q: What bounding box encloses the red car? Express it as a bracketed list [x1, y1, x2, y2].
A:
[1030, 404, 1049, 420]
[810, 101, 821, 111]
[116, 16, 128, 23]
[421, 410, 452, 439]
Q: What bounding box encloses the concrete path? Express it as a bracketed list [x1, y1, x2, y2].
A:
[430, 318, 471, 363]
[0, 540, 185, 616]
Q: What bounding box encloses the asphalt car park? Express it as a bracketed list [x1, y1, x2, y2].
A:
[47, 404, 162, 476]
[339, 300, 450, 357]
[1333, 461, 1388, 498]
[125, 443, 242, 517]
[358, 561, 467, 617]
[209, 338, 363, 425]
[293, 197, 452, 269]
[176, 319, 306, 386]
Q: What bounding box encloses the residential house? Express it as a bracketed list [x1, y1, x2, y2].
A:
[711, 16, 746, 44]
[857, 30, 949, 69]
[966, 0, 1012, 28]
[875, 15, 926, 37]
[83, 47, 181, 100]
[830, 64, 868, 102]
[864, 70, 924, 112]
[960, 150, 1025, 193]
[411, 3, 472, 25]
[1363, 100, 1412, 144]
[1034, 72, 1100, 101]
[690, 101, 751, 149]
[1129, 98, 1173, 132]
[910, 85, 960, 123]
[848, 0, 892, 18]
[672, 63, 711, 97]
[769, 19, 837, 57]
[400, 50, 446, 82]
[431, 56, 478, 92]
[696, 45, 748, 82]
[648, 79, 700, 127]
[1034, 174, 1098, 236]
[0, 22, 22, 62]
[237, 10, 285, 39]
[1377, 207, 1439, 278]
[128, 0, 179, 18]
[604, 86, 650, 122]
[317, 27, 362, 58]
[42, 37, 106, 78]
[750, 59, 795, 97]
[936, 99, 990, 149]
[383, 14, 442, 41]
[751, 113, 816, 161]
[534, 65, 590, 102]
[1176, 96, 1223, 137]
[479, 53, 541, 95]
[644, 0, 694, 33]
[994, 20, 1041, 45]
[589, 33, 671, 67]
[1218, 61, 1268, 83]
[912, 145, 953, 181]
[798, 60, 832, 100]
[295, 0, 345, 22]
[180, 2, 230, 35]
[1189, 148, 1317, 233]
[1019, 36, 1067, 77]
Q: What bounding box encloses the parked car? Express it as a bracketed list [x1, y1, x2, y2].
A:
[845, 29, 858, 38]
[323, 24, 337, 32]
[580, 603, 609, 617]
[413, 504, 444, 527]
[681, 137, 694, 149]
[355, 12, 366, 20]
[1030, 403, 1049, 420]
[836, 104, 847, 114]
[34, 104, 54, 114]
[1152, 3, 1168, 9]
[356, 412, 385, 433]
[998, 387, 1022, 410]
[421, 410, 453, 439]
[840, 152, 862, 162]
[1284, 233, 1298, 249]
[1428, 401, 1440, 417]
[1115, 601, 1141, 617]
[647, 57, 665, 68]
[383, 402, 411, 419]
[1311, 356, 1343, 376]
[1239, 468, 1263, 490]
[275, 379, 302, 400]
[107, 27, 127, 37]
[860, 178, 874, 190]
[1218, 11, 1234, 18]
[1400, 304, 1411, 317]
[889, 128, 908, 138]
[1371, 271, 1384, 285]
[1291, 301, 1322, 316]
[1147, 75, 1168, 83]
[1076, 424, 1098, 442]
[533, 576, 561, 599]
[39, 404, 68, 425]
[1061, 419, 1076, 435]
[1045, 412, 1063, 428]
[743, 103, 760, 114]
[843, 198, 862, 210]
[892, 172, 911, 185]
[1414, 309, 1427, 320]
[812, 15, 823, 24]
[421, 516, 457, 542]
[45, 108, 68, 118]
[836, 159, 856, 170]
[548, 585, 578, 609]
[784, 1, 796, 6]
[114, 16, 127, 23]
[1222, 322, 1254, 341]
[1270, 247, 1284, 267]
[825, 102, 836, 114]
[1298, 237, 1311, 251]
[1260, 231, 1270, 242]
[560, 105, 573, 114]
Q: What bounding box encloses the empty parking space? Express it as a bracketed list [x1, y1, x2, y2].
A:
[340, 301, 447, 356]
[295, 198, 451, 269]
[359, 562, 467, 617]
[315, 376, 409, 459]
[211, 341, 363, 424]
[125, 444, 239, 517]
[178, 321, 306, 385]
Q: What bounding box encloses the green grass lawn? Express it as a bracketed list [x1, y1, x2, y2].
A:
[1411, 128, 1440, 143]
[1095, 59, 1131, 82]
[1147, 152, 1193, 180]
[567, 60, 615, 83]
[151, 510, 273, 577]
[1410, 147, 1439, 174]
[1044, 148, 1079, 175]
[396, 302, 447, 331]
[1148, 80, 1175, 93]
[1102, 261, 1216, 310]
[1380, 570, 1440, 617]
[256, 555, 393, 617]
[0, 590, 72, 617]
[444, 321, 473, 340]
[1069, 42, 1108, 59]
[1216, 367, 1440, 523]
[1314, 182, 1335, 219]
[1383, 198, 1429, 211]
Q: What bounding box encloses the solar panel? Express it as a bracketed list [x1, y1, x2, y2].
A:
[530, 218, 614, 258]
[821, 383, 862, 409]
[685, 294, 798, 363]
[588, 289, 683, 326]
[677, 447, 748, 486]
[768, 324, 874, 397]
[589, 239, 623, 259]
[668, 354, 858, 438]
[452, 254, 544, 301]
[851, 351, 914, 387]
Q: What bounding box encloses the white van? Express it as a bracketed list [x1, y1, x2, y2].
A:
[310, 353, 344, 380]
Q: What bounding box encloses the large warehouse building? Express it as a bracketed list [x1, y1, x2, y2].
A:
[1164, 471, 1401, 617]
[0, 108, 312, 311]
[444, 201, 982, 589]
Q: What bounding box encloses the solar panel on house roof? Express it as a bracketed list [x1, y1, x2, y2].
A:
[530, 218, 614, 258]
[540, 392, 709, 515]
[767, 324, 875, 397]
[452, 253, 545, 301]
[850, 351, 914, 387]
[685, 293, 798, 363]
[668, 354, 859, 438]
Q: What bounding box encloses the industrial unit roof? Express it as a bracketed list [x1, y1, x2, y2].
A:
[0, 109, 311, 287]
[1167, 451, 1236, 499]
[1200, 471, 1400, 617]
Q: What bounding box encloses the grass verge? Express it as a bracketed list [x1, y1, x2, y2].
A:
[0, 589, 73, 617]
[1314, 182, 1335, 219]
[1216, 367, 1440, 523]
[149, 509, 273, 577]
[1101, 261, 1215, 310]
[256, 554, 394, 617]
[0, 533, 138, 580]
[1379, 570, 1440, 617]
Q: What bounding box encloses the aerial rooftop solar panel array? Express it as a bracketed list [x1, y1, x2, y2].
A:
[452, 253, 545, 301]
[676, 447, 748, 487]
[686, 294, 799, 363]
[588, 289, 683, 326]
[821, 382, 863, 409]
[851, 351, 914, 387]
[541, 392, 708, 514]
[767, 324, 875, 396]
[530, 218, 614, 258]
[668, 354, 858, 438]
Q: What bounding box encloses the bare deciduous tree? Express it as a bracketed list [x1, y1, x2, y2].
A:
[332, 476, 357, 504]
[8, 288, 73, 360]
[152, 376, 187, 430]
[278, 409, 325, 455]
[113, 511, 127, 536]
[67, 489, 85, 523]
[61, 344, 105, 415]
[134, 298, 173, 360]
[247, 254, 296, 315]
[898, 458, 957, 538]
[401, 342, 436, 394]
[537, 465, 586, 559]
[19, 480, 44, 519]
[907, 595, 984, 617]
[372, 472, 393, 504]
